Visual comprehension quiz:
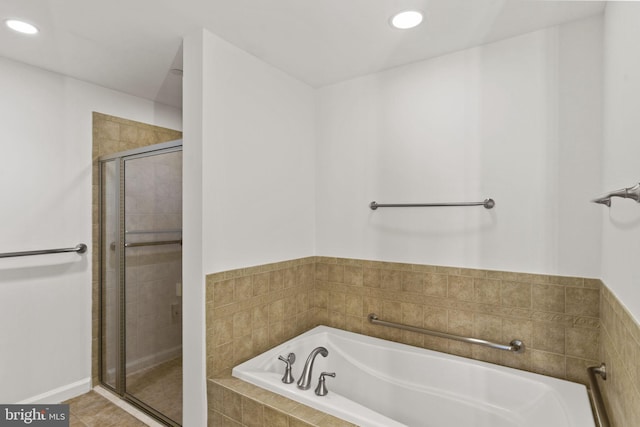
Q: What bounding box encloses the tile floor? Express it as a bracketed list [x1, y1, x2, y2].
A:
[126, 357, 182, 424]
[64, 356, 182, 426]
[65, 390, 150, 427]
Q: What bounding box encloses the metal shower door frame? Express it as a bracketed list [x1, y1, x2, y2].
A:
[98, 139, 182, 427]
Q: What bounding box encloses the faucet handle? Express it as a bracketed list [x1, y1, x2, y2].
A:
[314, 372, 336, 396]
[278, 353, 295, 364]
[278, 353, 296, 384]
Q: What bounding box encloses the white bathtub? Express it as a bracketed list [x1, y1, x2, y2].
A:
[232, 326, 595, 427]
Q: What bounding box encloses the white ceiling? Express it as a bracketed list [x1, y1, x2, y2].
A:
[0, 0, 605, 108]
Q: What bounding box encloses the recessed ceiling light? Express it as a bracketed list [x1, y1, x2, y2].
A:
[5, 19, 39, 35]
[390, 10, 423, 30]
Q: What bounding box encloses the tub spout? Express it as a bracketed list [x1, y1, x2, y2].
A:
[297, 346, 328, 390]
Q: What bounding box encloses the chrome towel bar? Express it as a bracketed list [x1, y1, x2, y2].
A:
[125, 239, 182, 248]
[125, 229, 182, 235]
[0, 243, 87, 259]
[370, 198, 495, 210]
[587, 364, 610, 427]
[110, 240, 182, 250]
[368, 313, 524, 353]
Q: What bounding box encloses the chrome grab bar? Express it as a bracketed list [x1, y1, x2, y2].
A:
[0, 243, 87, 259]
[125, 240, 182, 248]
[125, 229, 182, 235]
[369, 198, 495, 210]
[587, 364, 610, 427]
[110, 240, 182, 250]
[367, 313, 524, 353]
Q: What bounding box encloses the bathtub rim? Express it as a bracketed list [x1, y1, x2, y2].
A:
[231, 325, 596, 427]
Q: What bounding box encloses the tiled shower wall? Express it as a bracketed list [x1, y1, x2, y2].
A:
[207, 256, 640, 426]
[92, 112, 182, 385]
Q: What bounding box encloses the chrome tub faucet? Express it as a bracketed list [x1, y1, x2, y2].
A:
[297, 346, 328, 390]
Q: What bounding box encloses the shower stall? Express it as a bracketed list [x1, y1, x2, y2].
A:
[99, 140, 183, 426]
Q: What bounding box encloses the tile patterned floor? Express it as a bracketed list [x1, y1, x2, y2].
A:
[65, 357, 182, 426]
[126, 357, 182, 424]
[65, 391, 150, 427]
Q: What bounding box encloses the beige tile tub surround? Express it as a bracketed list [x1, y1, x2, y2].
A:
[209, 378, 356, 427]
[313, 258, 601, 385]
[600, 285, 640, 427]
[91, 112, 182, 386]
[206, 257, 608, 426]
[206, 257, 317, 378]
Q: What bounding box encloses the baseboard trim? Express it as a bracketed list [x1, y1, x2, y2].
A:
[18, 378, 91, 404]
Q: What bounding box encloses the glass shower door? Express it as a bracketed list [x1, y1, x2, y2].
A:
[123, 149, 183, 425]
[100, 141, 182, 427]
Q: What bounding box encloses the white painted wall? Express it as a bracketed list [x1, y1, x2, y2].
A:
[198, 30, 316, 274]
[601, 3, 640, 322]
[0, 56, 181, 404]
[182, 28, 207, 427]
[316, 17, 603, 278]
[182, 28, 316, 424]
